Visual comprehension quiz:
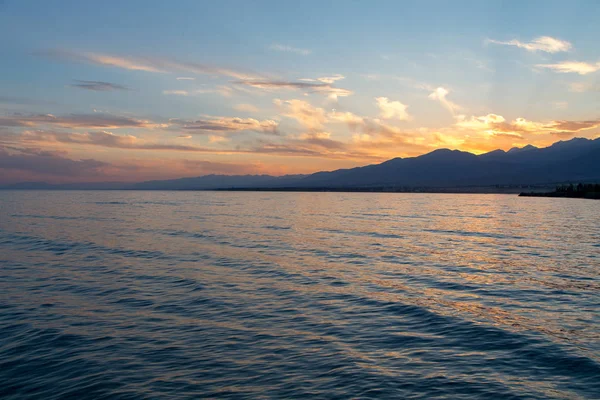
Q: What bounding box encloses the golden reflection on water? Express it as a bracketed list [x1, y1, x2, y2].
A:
[1, 191, 599, 398]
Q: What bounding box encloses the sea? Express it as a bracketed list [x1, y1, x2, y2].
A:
[0, 191, 598, 399]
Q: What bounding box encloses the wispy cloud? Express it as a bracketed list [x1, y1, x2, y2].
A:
[163, 90, 190, 96]
[536, 61, 600, 75]
[69, 80, 129, 91]
[234, 79, 352, 99]
[269, 44, 311, 56]
[19, 130, 216, 152]
[171, 116, 279, 135]
[0, 113, 161, 129]
[487, 36, 572, 53]
[39, 49, 262, 80]
[176, 77, 195, 80]
[163, 86, 234, 97]
[300, 74, 345, 84]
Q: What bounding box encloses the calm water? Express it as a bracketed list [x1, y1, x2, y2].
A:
[0, 191, 599, 399]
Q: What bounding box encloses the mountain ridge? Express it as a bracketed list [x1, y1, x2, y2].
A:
[2, 137, 599, 190]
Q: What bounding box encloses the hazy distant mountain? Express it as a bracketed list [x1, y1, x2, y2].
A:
[130, 174, 306, 190]
[2, 138, 599, 190]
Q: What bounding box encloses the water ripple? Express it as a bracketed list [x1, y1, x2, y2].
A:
[0, 191, 598, 399]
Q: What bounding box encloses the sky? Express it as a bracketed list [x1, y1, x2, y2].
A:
[0, 0, 599, 183]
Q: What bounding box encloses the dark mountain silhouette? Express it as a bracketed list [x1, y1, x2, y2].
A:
[2, 137, 599, 190]
[280, 137, 600, 188]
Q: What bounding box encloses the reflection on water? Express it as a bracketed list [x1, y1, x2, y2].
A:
[0, 191, 598, 399]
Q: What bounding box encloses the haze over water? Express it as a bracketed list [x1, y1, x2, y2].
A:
[1, 191, 599, 399]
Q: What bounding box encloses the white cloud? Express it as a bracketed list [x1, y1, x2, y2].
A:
[316, 74, 345, 84]
[275, 99, 327, 130]
[269, 44, 311, 56]
[536, 61, 600, 75]
[176, 77, 195, 81]
[428, 87, 460, 115]
[235, 79, 352, 99]
[163, 90, 189, 96]
[375, 97, 411, 121]
[163, 86, 234, 97]
[487, 36, 572, 53]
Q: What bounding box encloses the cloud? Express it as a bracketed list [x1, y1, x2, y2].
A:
[70, 80, 129, 91]
[233, 79, 352, 99]
[0, 145, 111, 182]
[375, 97, 411, 121]
[234, 103, 260, 113]
[274, 99, 328, 130]
[18, 130, 221, 153]
[176, 77, 195, 80]
[247, 137, 380, 160]
[428, 87, 460, 115]
[163, 90, 189, 96]
[295, 132, 347, 150]
[177, 135, 192, 139]
[487, 36, 572, 53]
[269, 44, 311, 56]
[14, 129, 373, 161]
[273, 100, 425, 155]
[0, 113, 161, 129]
[163, 86, 234, 97]
[0, 144, 277, 184]
[536, 61, 600, 75]
[455, 113, 600, 138]
[39, 49, 261, 80]
[197, 86, 234, 97]
[172, 116, 279, 135]
[328, 111, 366, 127]
[298, 75, 346, 85]
[208, 135, 230, 143]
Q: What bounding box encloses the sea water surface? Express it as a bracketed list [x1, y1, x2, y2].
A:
[0, 191, 598, 399]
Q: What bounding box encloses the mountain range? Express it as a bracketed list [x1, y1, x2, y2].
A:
[3, 137, 600, 191]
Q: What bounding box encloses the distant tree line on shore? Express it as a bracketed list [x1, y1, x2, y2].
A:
[555, 183, 600, 194]
[520, 183, 600, 199]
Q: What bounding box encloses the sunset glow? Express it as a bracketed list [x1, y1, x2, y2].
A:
[1, 1, 599, 183]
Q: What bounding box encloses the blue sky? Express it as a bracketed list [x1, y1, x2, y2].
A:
[0, 0, 599, 182]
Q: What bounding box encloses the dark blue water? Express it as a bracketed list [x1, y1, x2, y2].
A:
[1, 191, 599, 399]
